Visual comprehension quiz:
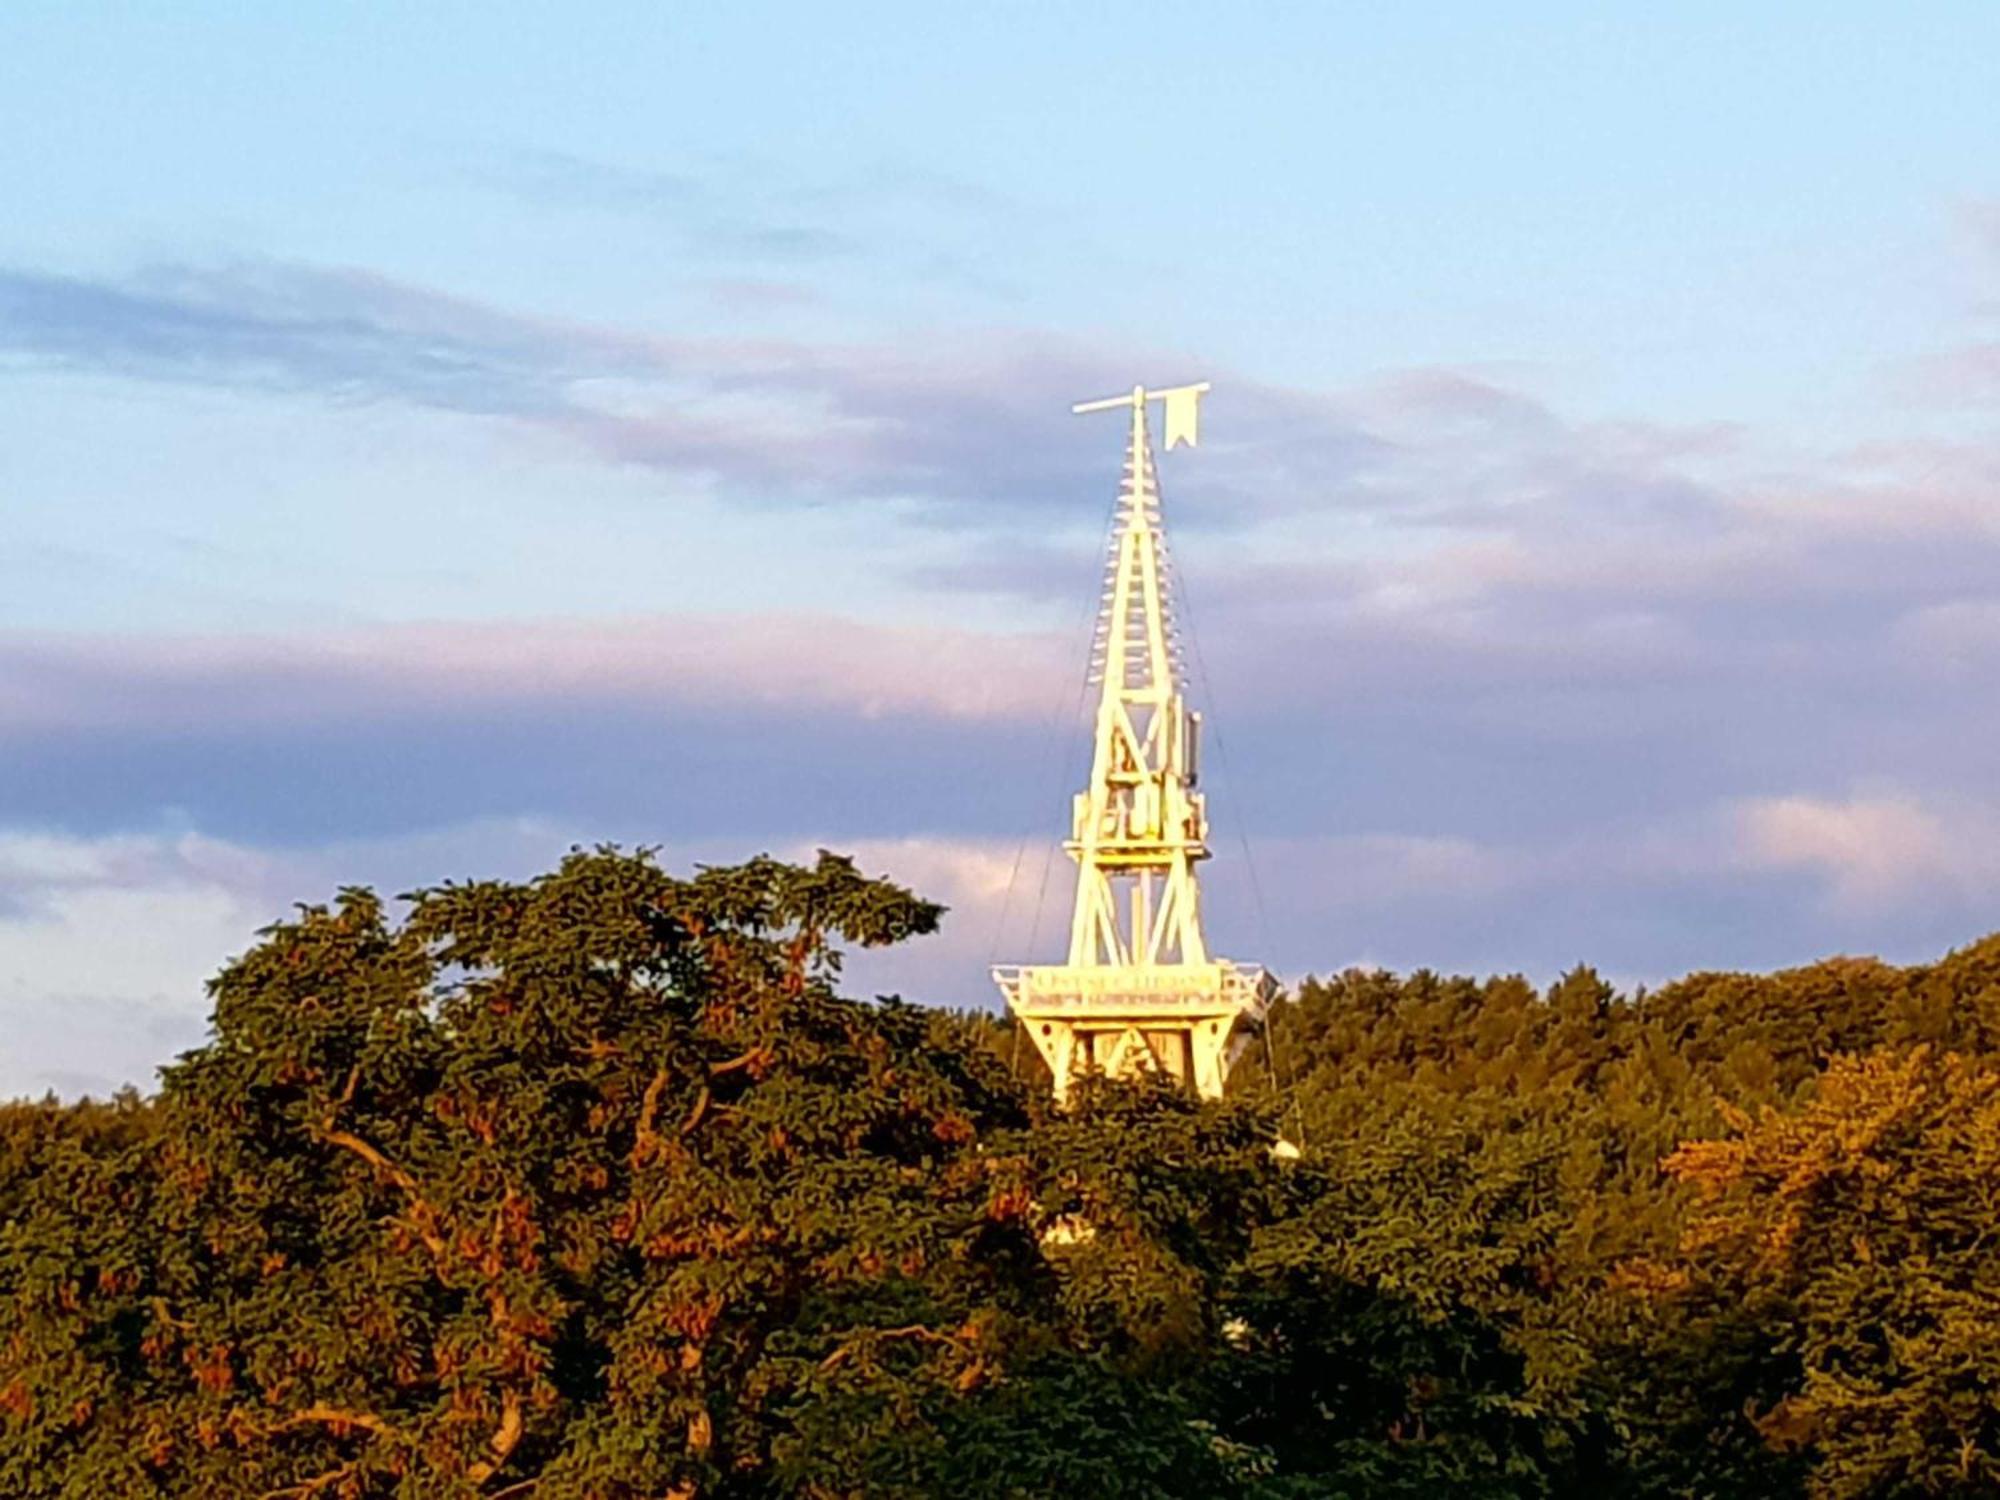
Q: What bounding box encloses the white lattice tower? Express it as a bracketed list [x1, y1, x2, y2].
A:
[994, 383, 1270, 1102]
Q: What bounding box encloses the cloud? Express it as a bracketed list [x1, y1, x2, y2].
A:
[0, 613, 1067, 737]
[825, 835, 1024, 1005]
[14, 224, 2000, 1092]
[2, 214, 1995, 554]
[0, 262, 647, 415]
[0, 818, 599, 1098]
[469, 147, 1028, 288]
[9, 359, 2000, 859]
[0, 614, 1083, 849]
[0, 828, 275, 1097]
[1961, 197, 2000, 302]
[0, 259, 1381, 525]
[702, 278, 824, 311]
[470, 148, 888, 264]
[1736, 791, 2000, 907]
[1893, 202, 2000, 401]
[6, 292, 2000, 872]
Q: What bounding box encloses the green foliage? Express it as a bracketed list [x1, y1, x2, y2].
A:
[10, 851, 2000, 1496]
[1246, 939, 2000, 1497]
[2, 849, 1037, 1496]
[1666, 1047, 2000, 1497]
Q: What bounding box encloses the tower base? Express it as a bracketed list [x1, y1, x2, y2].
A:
[993, 961, 1271, 1103]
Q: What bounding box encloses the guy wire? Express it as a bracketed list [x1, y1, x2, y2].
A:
[1164, 526, 1306, 1148]
[988, 480, 1127, 974]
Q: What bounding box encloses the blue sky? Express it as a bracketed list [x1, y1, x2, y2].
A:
[5, 3, 2000, 1096]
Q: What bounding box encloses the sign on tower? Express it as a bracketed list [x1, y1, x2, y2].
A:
[994, 383, 1271, 1102]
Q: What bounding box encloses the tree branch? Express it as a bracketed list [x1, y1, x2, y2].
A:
[281, 1404, 397, 1439]
[678, 1085, 711, 1138]
[466, 1389, 524, 1486]
[631, 1068, 669, 1166]
[258, 1461, 355, 1500]
[313, 1104, 528, 1494]
[149, 1295, 193, 1332]
[320, 1129, 447, 1260]
[709, 1047, 768, 1078]
[322, 1128, 416, 1192]
[818, 1324, 968, 1372]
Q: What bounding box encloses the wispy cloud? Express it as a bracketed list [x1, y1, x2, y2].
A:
[471, 148, 861, 263]
[0, 818, 581, 1098]
[0, 614, 1075, 849]
[1894, 201, 2000, 403]
[0, 262, 646, 414]
[0, 258, 1382, 524]
[0, 612, 1067, 737]
[8, 366, 2000, 859]
[0, 826, 279, 1097]
[468, 147, 1028, 284]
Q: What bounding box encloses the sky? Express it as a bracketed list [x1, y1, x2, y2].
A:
[4, 3, 2000, 1097]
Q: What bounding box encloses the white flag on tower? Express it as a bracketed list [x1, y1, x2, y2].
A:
[1163, 385, 1203, 449]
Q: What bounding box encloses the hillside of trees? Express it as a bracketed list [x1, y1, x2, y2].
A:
[7, 846, 2000, 1496]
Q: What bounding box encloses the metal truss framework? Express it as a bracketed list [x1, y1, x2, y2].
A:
[994, 383, 1270, 1102]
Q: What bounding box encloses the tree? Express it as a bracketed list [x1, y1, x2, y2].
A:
[2, 849, 1058, 1496]
[3, 847, 1326, 1498]
[1664, 1047, 2000, 1498]
[20, 845, 2000, 1496]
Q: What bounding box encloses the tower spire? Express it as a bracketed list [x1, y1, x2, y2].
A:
[1086, 387, 1180, 703]
[995, 382, 1268, 1102]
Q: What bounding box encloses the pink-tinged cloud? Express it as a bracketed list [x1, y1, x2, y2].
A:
[0, 613, 1070, 737]
[1735, 791, 2000, 906]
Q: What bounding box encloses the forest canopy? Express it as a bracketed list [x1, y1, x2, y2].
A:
[6, 846, 2000, 1497]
